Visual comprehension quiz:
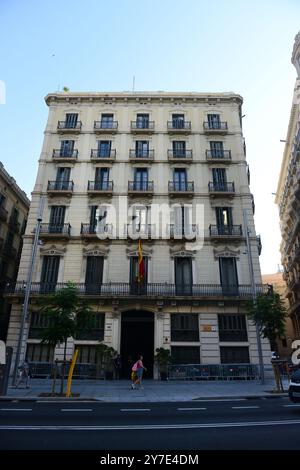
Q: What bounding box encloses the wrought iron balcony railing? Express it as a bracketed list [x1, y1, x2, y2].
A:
[168, 149, 193, 160]
[90, 149, 116, 159]
[128, 181, 154, 192]
[87, 181, 114, 191]
[206, 150, 231, 160]
[168, 181, 194, 192]
[52, 149, 78, 159]
[47, 181, 74, 192]
[167, 121, 191, 131]
[208, 182, 235, 193]
[209, 225, 243, 237]
[80, 223, 113, 236]
[126, 223, 154, 238]
[203, 122, 228, 131]
[39, 223, 71, 236]
[130, 121, 155, 131]
[169, 224, 197, 238]
[57, 121, 82, 131]
[94, 121, 118, 131]
[5, 281, 269, 298]
[129, 149, 154, 159]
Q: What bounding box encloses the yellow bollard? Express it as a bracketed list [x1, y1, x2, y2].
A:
[66, 349, 79, 398]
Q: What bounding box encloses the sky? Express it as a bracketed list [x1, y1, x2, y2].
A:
[0, 0, 299, 275]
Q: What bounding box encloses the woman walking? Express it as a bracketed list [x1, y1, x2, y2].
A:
[131, 355, 147, 390]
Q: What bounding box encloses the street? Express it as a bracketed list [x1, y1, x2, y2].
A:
[1, 397, 300, 450]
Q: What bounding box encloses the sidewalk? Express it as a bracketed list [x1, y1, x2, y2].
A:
[1, 378, 289, 402]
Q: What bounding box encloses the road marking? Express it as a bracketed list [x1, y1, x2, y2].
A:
[177, 407, 207, 411]
[0, 408, 32, 412]
[232, 406, 260, 410]
[193, 398, 246, 402]
[120, 409, 151, 412]
[283, 404, 300, 407]
[1, 419, 300, 431]
[61, 409, 93, 412]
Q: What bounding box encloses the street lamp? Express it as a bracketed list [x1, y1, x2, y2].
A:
[243, 209, 265, 384]
[12, 198, 45, 386]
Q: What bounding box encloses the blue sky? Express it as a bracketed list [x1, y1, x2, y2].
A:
[0, 0, 299, 274]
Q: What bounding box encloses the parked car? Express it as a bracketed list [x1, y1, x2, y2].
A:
[289, 369, 300, 403]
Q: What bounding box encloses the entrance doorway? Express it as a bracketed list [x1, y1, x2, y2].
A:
[120, 310, 154, 379]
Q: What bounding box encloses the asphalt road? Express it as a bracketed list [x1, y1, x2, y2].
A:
[1, 397, 300, 450]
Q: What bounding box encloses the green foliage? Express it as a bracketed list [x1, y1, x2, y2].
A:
[246, 292, 287, 344]
[155, 348, 172, 367]
[62, 86, 70, 92]
[95, 343, 116, 369]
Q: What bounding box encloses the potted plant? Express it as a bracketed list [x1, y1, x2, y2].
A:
[95, 343, 116, 380]
[155, 347, 171, 381]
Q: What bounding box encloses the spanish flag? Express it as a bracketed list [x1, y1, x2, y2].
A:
[137, 239, 145, 283]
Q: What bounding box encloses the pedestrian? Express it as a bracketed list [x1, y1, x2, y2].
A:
[113, 353, 122, 380]
[131, 355, 147, 390]
[16, 361, 30, 389]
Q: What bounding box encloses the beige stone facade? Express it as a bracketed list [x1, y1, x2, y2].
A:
[6, 91, 270, 378]
[0, 162, 30, 341]
[276, 31, 300, 342]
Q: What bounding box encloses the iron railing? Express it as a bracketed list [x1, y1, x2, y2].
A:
[90, 149, 116, 159]
[126, 224, 154, 238]
[8, 217, 20, 233]
[168, 181, 194, 192]
[208, 182, 235, 193]
[80, 223, 113, 235]
[39, 223, 71, 236]
[6, 281, 269, 298]
[206, 150, 231, 160]
[203, 122, 228, 131]
[57, 121, 82, 131]
[47, 180, 74, 191]
[167, 120, 191, 131]
[87, 181, 114, 191]
[130, 121, 155, 131]
[168, 364, 259, 380]
[128, 181, 154, 192]
[169, 224, 197, 238]
[168, 149, 193, 159]
[52, 149, 78, 159]
[94, 121, 118, 131]
[129, 149, 154, 159]
[209, 225, 243, 237]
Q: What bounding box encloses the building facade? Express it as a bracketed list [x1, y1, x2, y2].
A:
[6, 91, 270, 378]
[0, 162, 30, 342]
[276, 31, 300, 342]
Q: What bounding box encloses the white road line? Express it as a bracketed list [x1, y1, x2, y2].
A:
[232, 406, 260, 410]
[193, 398, 246, 402]
[177, 408, 207, 411]
[120, 409, 151, 412]
[0, 408, 32, 412]
[1, 419, 300, 431]
[283, 404, 300, 407]
[61, 409, 93, 412]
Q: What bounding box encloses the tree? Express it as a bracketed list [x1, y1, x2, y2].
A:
[154, 347, 172, 380]
[95, 343, 116, 379]
[39, 282, 93, 395]
[246, 292, 287, 349]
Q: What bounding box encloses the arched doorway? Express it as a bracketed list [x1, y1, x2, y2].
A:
[120, 310, 154, 379]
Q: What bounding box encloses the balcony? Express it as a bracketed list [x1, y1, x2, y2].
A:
[167, 149, 193, 162]
[8, 217, 20, 233]
[129, 149, 154, 162]
[167, 121, 191, 133]
[39, 223, 71, 239]
[90, 149, 116, 162]
[130, 121, 155, 133]
[52, 149, 78, 162]
[126, 224, 154, 239]
[128, 181, 154, 196]
[94, 121, 118, 133]
[168, 181, 194, 197]
[257, 235, 262, 256]
[5, 281, 269, 300]
[169, 224, 197, 240]
[209, 225, 243, 240]
[87, 181, 114, 196]
[208, 182, 235, 196]
[81, 223, 113, 239]
[47, 180, 74, 196]
[203, 122, 228, 134]
[57, 121, 82, 133]
[0, 206, 8, 222]
[206, 150, 231, 162]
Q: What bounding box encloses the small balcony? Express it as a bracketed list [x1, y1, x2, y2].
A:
[81, 223, 113, 239]
[39, 223, 71, 239]
[208, 182, 235, 196]
[57, 121, 82, 133]
[47, 180, 74, 196]
[128, 181, 154, 196]
[169, 224, 197, 240]
[94, 121, 118, 133]
[130, 121, 155, 133]
[126, 224, 154, 239]
[52, 149, 78, 162]
[8, 217, 20, 233]
[167, 121, 191, 133]
[203, 122, 228, 134]
[87, 181, 114, 196]
[129, 149, 154, 162]
[0, 206, 8, 222]
[167, 149, 193, 162]
[90, 149, 116, 162]
[206, 150, 231, 162]
[209, 225, 243, 240]
[168, 181, 194, 197]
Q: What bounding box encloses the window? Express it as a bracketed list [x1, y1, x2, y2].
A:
[60, 140, 74, 157]
[65, 113, 78, 128]
[89, 205, 108, 232]
[76, 345, 98, 364]
[216, 207, 233, 234]
[171, 314, 199, 341]
[171, 346, 200, 364]
[172, 114, 184, 129]
[130, 256, 148, 294]
[171, 205, 191, 236]
[207, 114, 220, 129]
[135, 141, 149, 157]
[101, 114, 114, 128]
[175, 257, 192, 295]
[131, 206, 149, 233]
[219, 257, 238, 295]
[212, 168, 227, 188]
[97, 140, 111, 157]
[218, 315, 248, 342]
[55, 167, 71, 189]
[26, 343, 54, 362]
[49, 206, 66, 230]
[173, 169, 187, 191]
[40, 256, 60, 293]
[220, 346, 250, 364]
[28, 312, 52, 339]
[134, 168, 148, 190]
[0, 194, 6, 208]
[76, 313, 105, 340]
[11, 208, 19, 223]
[173, 141, 186, 157]
[210, 141, 224, 158]
[95, 167, 110, 190]
[5, 231, 14, 251]
[136, 114, 149, 129]
[85, 256, 104, 294]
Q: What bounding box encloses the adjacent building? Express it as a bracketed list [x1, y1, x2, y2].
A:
[276, 31, 300, 342]
[0, 162, 30, 342]
[6, 91, 270, 378]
